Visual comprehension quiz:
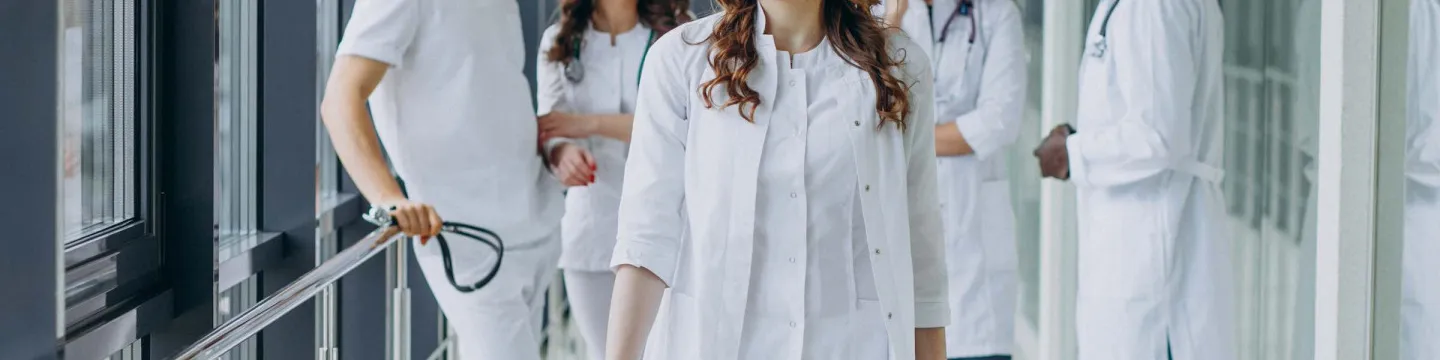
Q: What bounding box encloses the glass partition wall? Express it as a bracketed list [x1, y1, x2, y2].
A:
[1222, 0, 1321, 359]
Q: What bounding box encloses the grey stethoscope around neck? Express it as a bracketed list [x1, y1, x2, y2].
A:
[563, 29, 657, 85]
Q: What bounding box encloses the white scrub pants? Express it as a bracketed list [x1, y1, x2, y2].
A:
[562, 269, 615, 360]
[414, 232, 560, 360]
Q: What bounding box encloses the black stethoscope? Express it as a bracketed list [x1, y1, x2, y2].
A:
[1089, 0, 1121, 58]
[933, 0, 978, 45]
[564, 29, 657, 85]
[364, 205, 504, 293]
[930, 0, 979, 81]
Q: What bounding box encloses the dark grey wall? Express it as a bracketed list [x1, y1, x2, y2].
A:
[147, 0, 218, 355]
[259, 0, 324, 357]
[0, 1, 60, 359]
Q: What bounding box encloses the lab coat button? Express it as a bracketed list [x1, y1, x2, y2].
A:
[789, 321, 797, 328]
[887, 312, 893, 319]
[864, 185, 871, 192]
[788, 80, 796, 87]
[787, 257, 796, 263]
[873, 248, 881, 255]
[789, 192, 798, 198]
[853, 120, 861, 127]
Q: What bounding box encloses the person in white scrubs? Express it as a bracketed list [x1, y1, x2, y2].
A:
[1403, 1, 1440, 358]
[1031, 1, 1234, 359]
[884, 0, 1027, 358]
[319, 0, 573, 359]
[533, 0, 689, 359]
[602, 0, 950, 359]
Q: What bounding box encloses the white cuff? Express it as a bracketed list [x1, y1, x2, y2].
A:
[913, 301, 951, 328]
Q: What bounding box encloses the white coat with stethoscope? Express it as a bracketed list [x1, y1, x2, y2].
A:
[534, 22, 655, 360]
[1068, 1, 1234, 359]
[609, 11, 949, 360]
[1404, 1, 1440, 358]
[886, 0, 1028, 357]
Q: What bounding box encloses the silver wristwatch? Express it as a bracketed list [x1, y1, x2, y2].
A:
[363, 205, 397, 227]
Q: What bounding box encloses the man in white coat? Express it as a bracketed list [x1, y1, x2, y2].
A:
[319, 0, 575, 359]
[1032, 1, 1235, 359]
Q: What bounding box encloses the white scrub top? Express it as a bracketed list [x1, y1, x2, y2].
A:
[1403, 1, 1440, 359]
[907, 0, 1028, 356]
[611, 9, 949, 360]
[1067, 1, 1234, 359]
[337, 0, 563, 243]
[739, 37, 886, 360]
[535, 23, 648, 271]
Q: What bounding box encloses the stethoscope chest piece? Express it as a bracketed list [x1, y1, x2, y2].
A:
[564, 60, 585, 83]
[1090, 39, 1108, 58]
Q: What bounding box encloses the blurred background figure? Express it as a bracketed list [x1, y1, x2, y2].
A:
[533, 0, 689, 358]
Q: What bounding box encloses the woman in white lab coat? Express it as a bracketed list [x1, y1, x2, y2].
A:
[603, 0, 950, 359]
[534, 1, 688, 359]
[894, 0, 1027, 359]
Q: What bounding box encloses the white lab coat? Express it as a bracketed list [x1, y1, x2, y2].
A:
[1403, 1, 1440, 358]
[1066, 1, 1234, 359]
[891, 0, 1028, 356]
[610, 13, 949, 360]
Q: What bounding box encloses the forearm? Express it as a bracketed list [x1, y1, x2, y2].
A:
[915, 327, 946, 360]
[605, 264, 667, 360]
[320, 98, 406, 204]
[591, 114, 635, 142]
[935, 122, 974, 156]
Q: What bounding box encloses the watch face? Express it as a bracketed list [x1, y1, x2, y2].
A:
[363, 206, 393, 227]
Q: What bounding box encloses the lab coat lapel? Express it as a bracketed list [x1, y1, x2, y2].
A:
[712, 8, 779, 359]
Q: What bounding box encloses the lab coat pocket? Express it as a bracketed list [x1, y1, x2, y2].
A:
[1079, 188, 1167, 298]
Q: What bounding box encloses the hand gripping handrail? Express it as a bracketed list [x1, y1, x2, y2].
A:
[171, 226, 405, 360]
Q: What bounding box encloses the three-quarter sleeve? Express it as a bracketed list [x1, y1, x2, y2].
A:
[895, 34, 950, 328]
[609, 31, 692, 286]
[950, 1, 1027, 160]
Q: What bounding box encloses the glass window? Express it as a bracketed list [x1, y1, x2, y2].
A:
[1012, 0, 1045, 338]
[216, 0, 259, 238]
[61, 0, 140, 241]
[1396, 0, 1438, 358]
[1223, 0, 1320, 358]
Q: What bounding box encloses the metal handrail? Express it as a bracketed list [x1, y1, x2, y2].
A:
[171, 226, 405, 360]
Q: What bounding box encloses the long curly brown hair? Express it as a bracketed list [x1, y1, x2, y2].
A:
[546, 0, 691, 65]
[697, 0, 911, 129]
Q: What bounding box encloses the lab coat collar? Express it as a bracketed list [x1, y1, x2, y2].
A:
[755, 3, 775, 47]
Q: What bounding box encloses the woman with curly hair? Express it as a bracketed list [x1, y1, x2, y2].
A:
[534, 0, 688, 359]
[602, 0, 948, 359]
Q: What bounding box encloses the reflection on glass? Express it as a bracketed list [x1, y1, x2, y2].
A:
[61, 0, 139, 241]
[316, 0, 341, 213]
[1402, 0, 1440, 358]
[1221, 0, 1319, 358]
[1012, 0, 1045, 334]
[216, 0, 258, 238]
